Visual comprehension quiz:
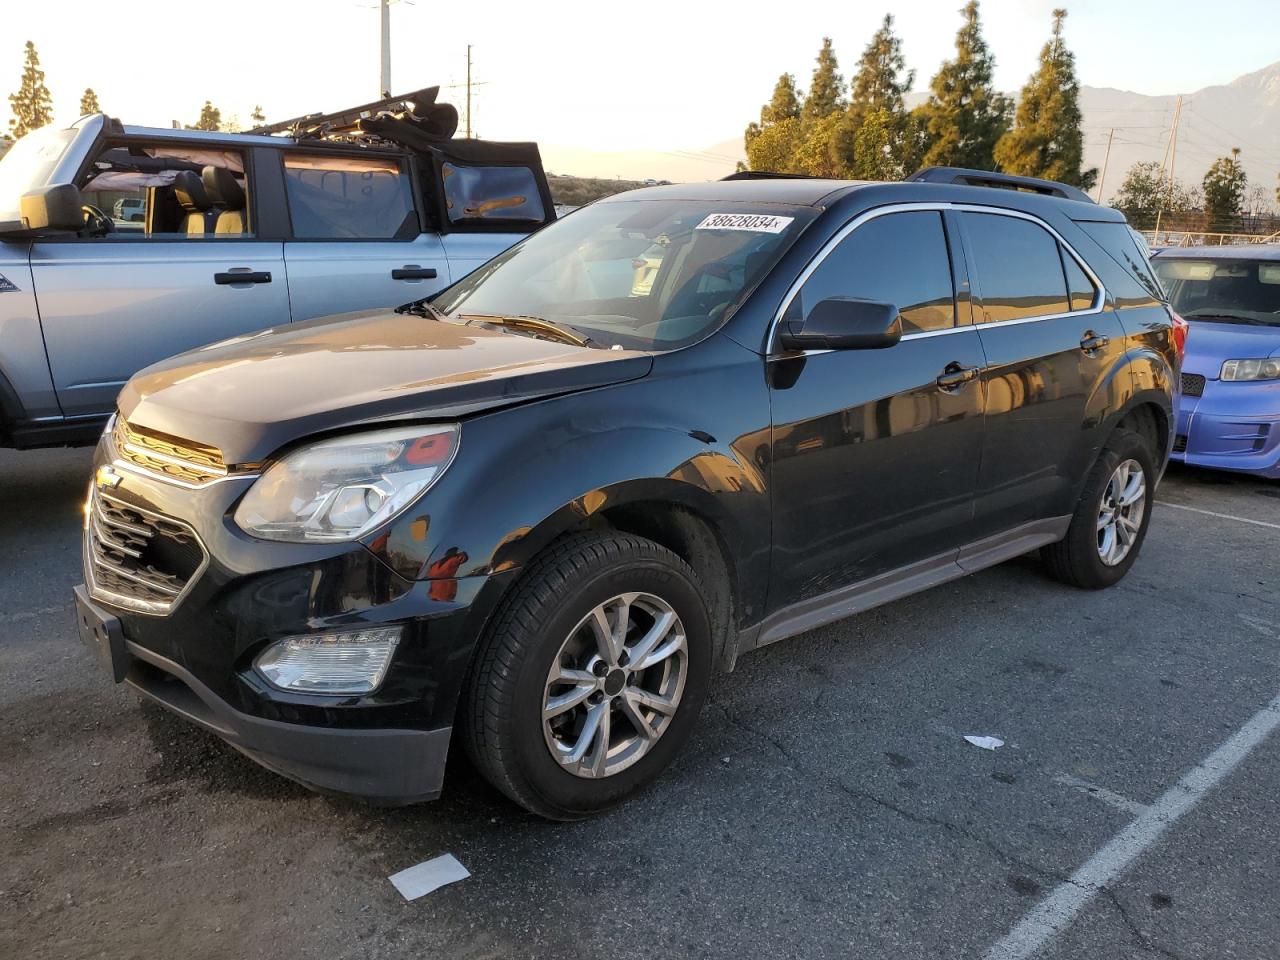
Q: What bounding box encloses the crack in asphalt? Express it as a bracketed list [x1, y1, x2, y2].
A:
[1100, 888, 1186, 960]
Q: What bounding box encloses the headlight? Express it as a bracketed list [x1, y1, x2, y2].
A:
[234, 424, 458, 542]
[254, 626, 401, 694]
[1220, 358, 1280, 381]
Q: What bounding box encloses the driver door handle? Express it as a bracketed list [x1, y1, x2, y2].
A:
[936, 363, 980, 391]
[214, 270, 272, 285]
[391, 266, 438, 280]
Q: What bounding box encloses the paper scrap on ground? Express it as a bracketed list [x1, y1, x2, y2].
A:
[964, 735, 1005, 750]
[389, 854, 470, 901]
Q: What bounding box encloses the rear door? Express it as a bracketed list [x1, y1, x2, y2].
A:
[958, 209, 1126, 536]
[30, 137, 288, 418]
[280, 150, 450, 319]
[767, 208, 987, 610]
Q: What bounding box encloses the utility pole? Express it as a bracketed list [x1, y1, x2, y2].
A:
[379, 0, 392, 97]
[1095, 128, 1114, 204]
[465, 44, 472, 138]
[1154, 95, 1183, 239]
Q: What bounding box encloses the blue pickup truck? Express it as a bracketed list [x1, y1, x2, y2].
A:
[0, 88, 555, 448]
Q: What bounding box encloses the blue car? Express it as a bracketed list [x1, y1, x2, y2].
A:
[1153, 246, 1280, 478]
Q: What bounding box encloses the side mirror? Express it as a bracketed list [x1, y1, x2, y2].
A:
[18, 184, 86, 235]
[778, 297, 903, 351]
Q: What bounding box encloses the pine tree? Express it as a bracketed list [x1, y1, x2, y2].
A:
[7, 41, 54, 140]
[745, 74, 804, 173]
[79, 88, 101, 116]
[188, 101, 223, 132]
[1203, 148, 1248, 232]
[801, 38, 845, 127]
[917, 1, 1010, 170]
[847, 15, 913, 132]
[993, 9, 1095, 188]
[250, 104, 266, 125]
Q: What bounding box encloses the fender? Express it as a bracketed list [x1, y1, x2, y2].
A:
[363, 336, 774, 626]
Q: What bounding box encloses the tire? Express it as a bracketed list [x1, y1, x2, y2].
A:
[1042, 428, 1156, 589]
[461, 531, 712, 820]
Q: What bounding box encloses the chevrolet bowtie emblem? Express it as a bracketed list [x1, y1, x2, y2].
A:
[95, 465, 123, 488]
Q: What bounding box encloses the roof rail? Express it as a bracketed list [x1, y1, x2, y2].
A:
[721, 170, 823, 181]
[906, 166, 1094, 204]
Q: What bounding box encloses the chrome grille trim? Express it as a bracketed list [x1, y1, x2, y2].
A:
[83, 487, 208, 616]
[112, 418, 232, 487]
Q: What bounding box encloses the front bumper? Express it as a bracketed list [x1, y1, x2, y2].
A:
[75, 430, 516, 804]
[1172, 378, 1280, 478]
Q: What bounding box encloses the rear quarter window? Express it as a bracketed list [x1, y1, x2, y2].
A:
[1075, 220, 1165, 305]
[442, 163, 545, 224]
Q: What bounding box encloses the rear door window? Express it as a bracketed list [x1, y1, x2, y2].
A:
[441, 163, 545, 225]
[1062, 249, 1098, 310]
[963, 213, 1069, 322]
[797, 210, 956, 334]
[283, 153, 417, 239]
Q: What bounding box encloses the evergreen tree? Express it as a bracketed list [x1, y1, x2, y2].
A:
[250, 104, 267, 125]
[188, 101, 223, 132]
[7, 41, 54, 140]
[745, 73, 804, 172]
[993, 9, 1095, 188]
[79, 88, 101, 116]
[917, 1, 1010, 170]
[847, 15, 913, 132]
[801, 38, 845, 127]
[1202, 148, 1248, 232]
[791, 112, 854, 178]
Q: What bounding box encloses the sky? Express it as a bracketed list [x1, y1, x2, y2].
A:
[3, 0, 1277, 178]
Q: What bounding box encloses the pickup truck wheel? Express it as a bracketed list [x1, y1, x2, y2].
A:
[462, 531, 711, 820]
[1043, 428, 1155, 589]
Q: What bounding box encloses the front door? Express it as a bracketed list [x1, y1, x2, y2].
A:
[767, 209, 987, 611]
[279, 151, 450, 320]
[31, 139, 289, 418]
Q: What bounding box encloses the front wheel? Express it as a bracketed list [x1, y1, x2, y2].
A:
[461, 532, 712, 820]
[1043, 428, 1156, 589]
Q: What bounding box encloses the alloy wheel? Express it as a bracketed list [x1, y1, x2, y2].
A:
[542, 592, 688, 779]
[1097, 458, 1146, 566]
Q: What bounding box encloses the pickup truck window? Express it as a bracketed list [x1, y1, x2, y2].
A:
[283, 153, 417, 240]
[442, 163, 544, 224]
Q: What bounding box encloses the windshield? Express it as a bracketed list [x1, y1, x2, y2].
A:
[0, 126, 77, 219]
[431, 199, 816, 350]
[1153, 258, 1280, 327]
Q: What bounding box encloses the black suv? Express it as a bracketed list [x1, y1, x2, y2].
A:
[75, 168, 1179, 820]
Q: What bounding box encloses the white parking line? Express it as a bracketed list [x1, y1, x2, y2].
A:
[1156, 500, 1280, 531]
[984, 690, 1280, 960]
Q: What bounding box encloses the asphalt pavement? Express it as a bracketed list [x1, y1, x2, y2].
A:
[1, 445, 1277, 960]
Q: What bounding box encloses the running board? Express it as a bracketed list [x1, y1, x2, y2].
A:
[740, 516, 1071, 653]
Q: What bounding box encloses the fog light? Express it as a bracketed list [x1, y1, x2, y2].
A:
[254, 626, 402, 694]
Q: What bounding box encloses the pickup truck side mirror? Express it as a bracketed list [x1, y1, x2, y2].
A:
[17, 184, 86, 235]
[778, 297, 904, 351]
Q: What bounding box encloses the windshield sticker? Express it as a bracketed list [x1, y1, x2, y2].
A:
[695, 213, 794, 234]
[0, 274, 18, 293]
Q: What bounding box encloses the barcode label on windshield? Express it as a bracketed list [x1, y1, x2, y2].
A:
[695, 213, 794, 234]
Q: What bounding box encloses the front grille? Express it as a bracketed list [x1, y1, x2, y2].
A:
[113, 418, 228, 486]
[85, 488, 206, 615]
[1181, 373, 1206, 397]
[1173, 434, 1188, 453]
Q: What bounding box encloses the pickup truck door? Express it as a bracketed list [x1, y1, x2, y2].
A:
[29, 139, 289, 418]
[279, 150, 450, 320]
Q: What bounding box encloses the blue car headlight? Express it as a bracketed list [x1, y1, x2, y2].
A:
[1220, 358, 1280, 382]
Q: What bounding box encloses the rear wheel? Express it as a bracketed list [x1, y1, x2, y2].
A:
[1043, 428, 1155, 589]
[462, 532, 711, 820]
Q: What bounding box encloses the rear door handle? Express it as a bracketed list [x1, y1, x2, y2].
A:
[1080, 331, 1110, 354]
[214, 270, 272, 285]
[936, 363, 980, 391]
[392, 266, 438, 280]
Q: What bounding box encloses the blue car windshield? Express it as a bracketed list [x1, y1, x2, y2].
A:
[1154, 258, 1280, 327]
[431, 199, 816, 350]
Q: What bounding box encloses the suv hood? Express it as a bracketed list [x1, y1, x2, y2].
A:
[118, 310, 652, 464]
[1182, 319, 1280, 378]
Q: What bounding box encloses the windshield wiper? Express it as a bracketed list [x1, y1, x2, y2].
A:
[459, 314, 598, 348]
[396, 297, 447, 321]
[1183, 311, 1268, 325]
